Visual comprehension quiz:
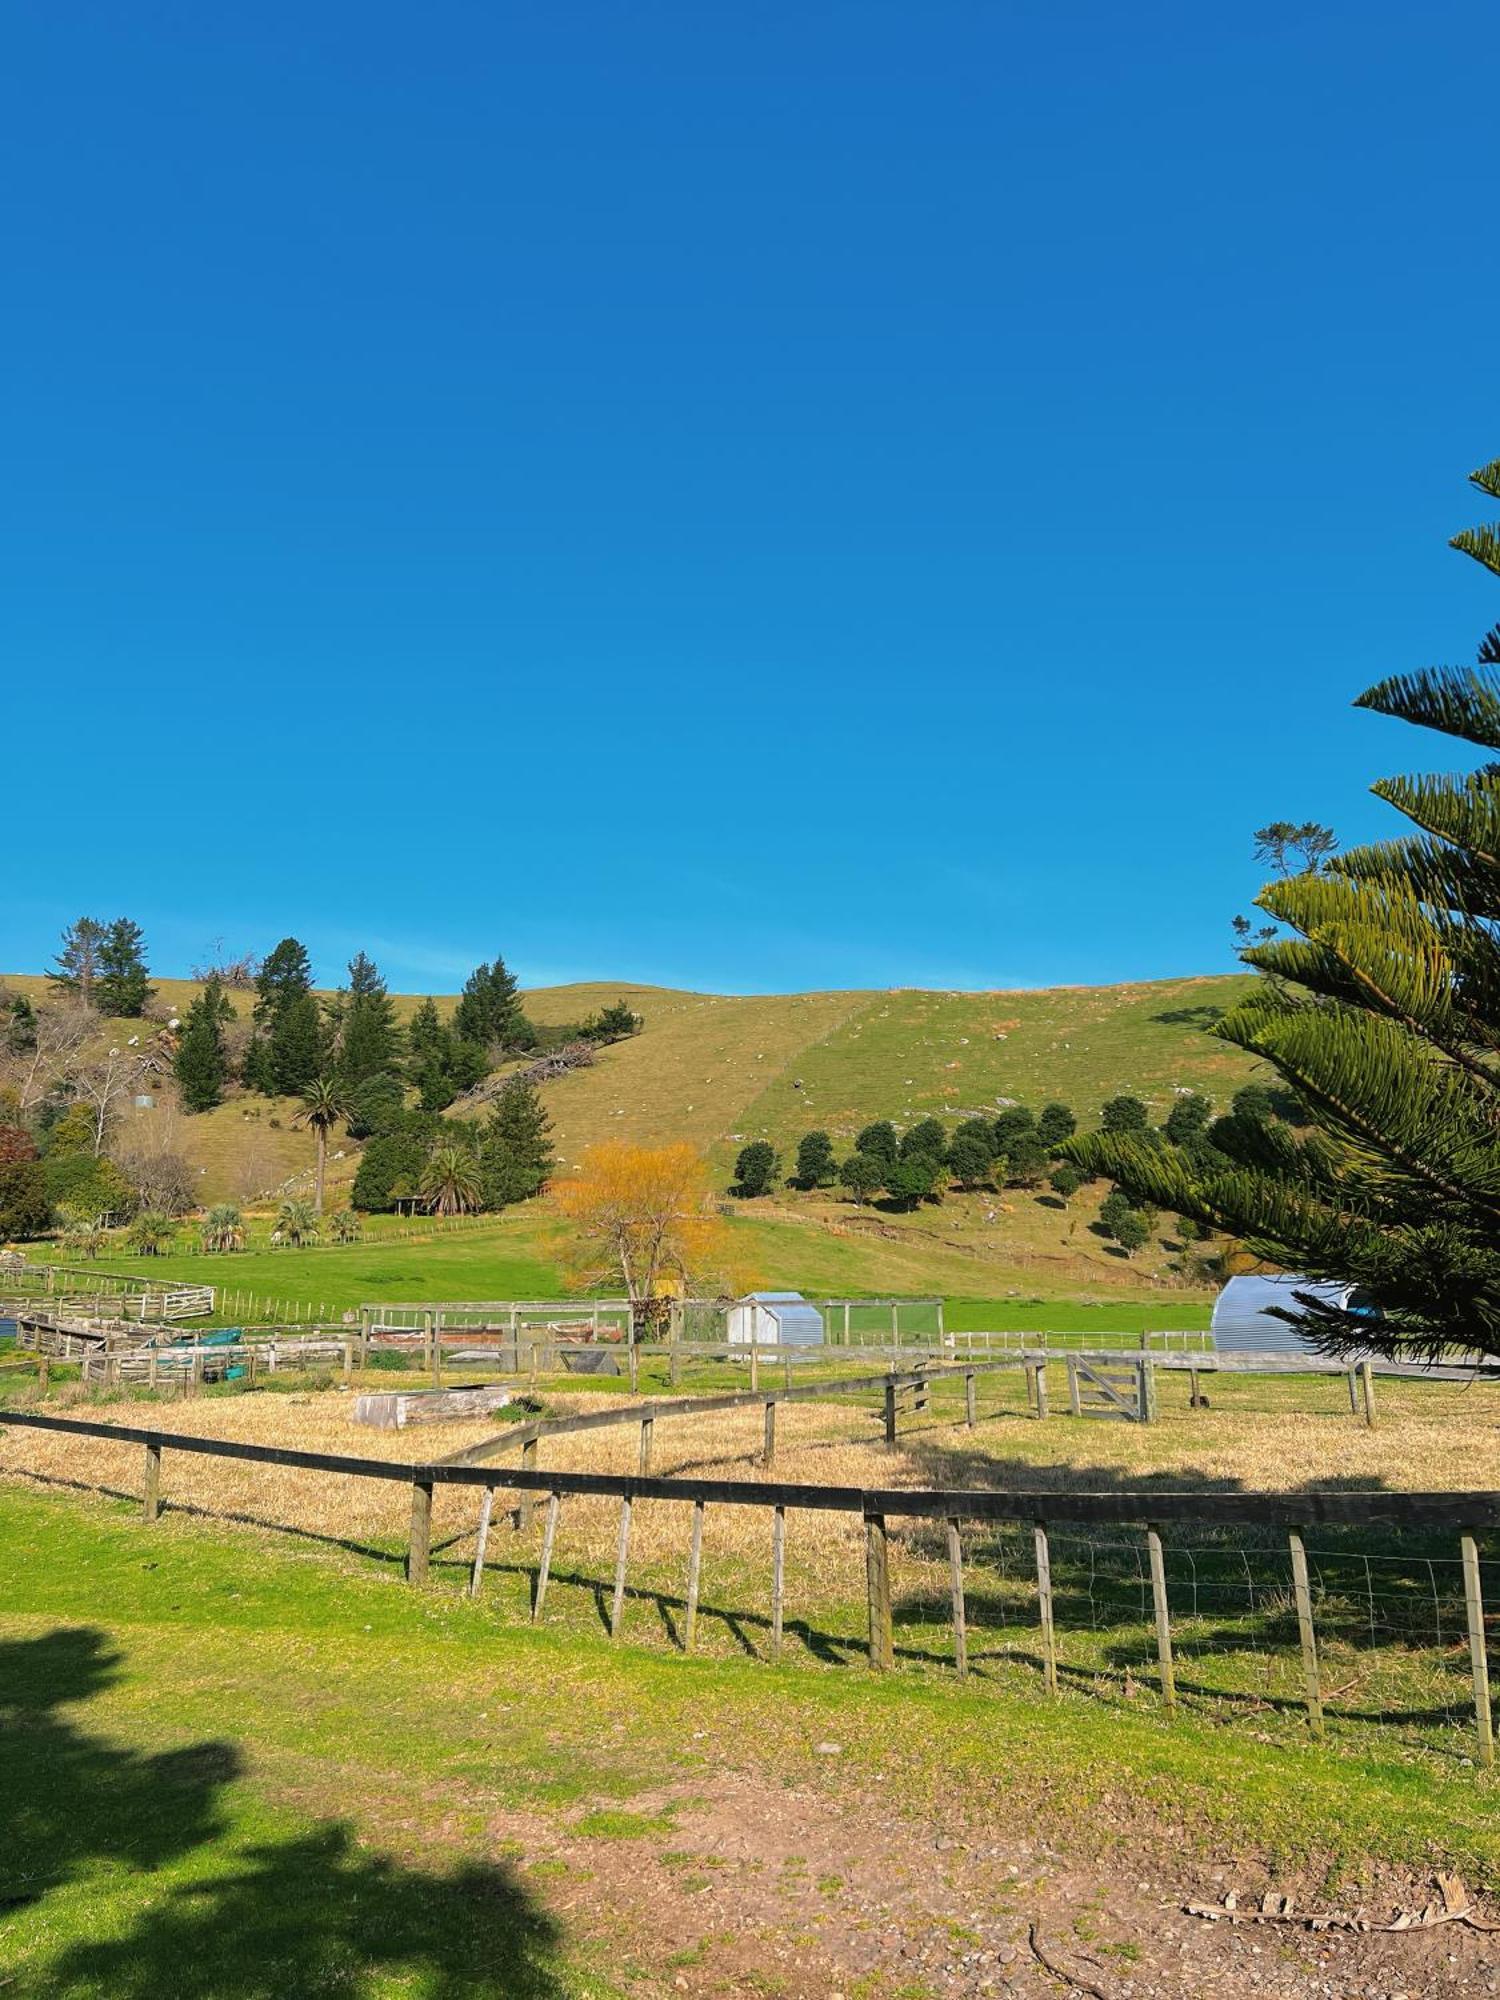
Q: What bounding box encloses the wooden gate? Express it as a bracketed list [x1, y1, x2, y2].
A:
[1066, 1357, 1153, 1423]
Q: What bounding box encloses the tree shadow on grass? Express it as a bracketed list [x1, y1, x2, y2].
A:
[2, 1628, 574, 1998]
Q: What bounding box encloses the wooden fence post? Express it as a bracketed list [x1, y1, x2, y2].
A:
[770, 1505, 785, 1660]
[1035, 1362, 1050, 1421]
[1462, 1532, 1495, 1770]
[865, 1512, 894, 1670]
[532, 1493, 560, 1622]
[1022, 1359, 1036, 1413]
[964, 1371, 976, 1430]
[519, 1437, 538, 1530]
[1359, 1359, 1377, 1429]
[684, 1499, 705, 1652]
[408, 1480, 434, 1586]
[627, 1341, 639, 1394]
[469, 1487, 494, 1597]
[1146, 1526, 1175, 1713]
[1288, 1530, 1324, 1738]
[142, 1442, 161, 1524]
[1034, 1522, 1058, 1694]
[342, 1340, 353, 1383]
[883, 1377, 898, 1448]
[610, 1497, 632, 1640]
[1067, 1359, 1081, 1417]
[947, 1516, 967, 1679]
[748, 1340, 759, 1391]
[1140, 1358, 1157, 1425]
[1347, 1367, 1359, 1416]
[763, 1398, 777, 1465]
[638, 1416, 654, 1477]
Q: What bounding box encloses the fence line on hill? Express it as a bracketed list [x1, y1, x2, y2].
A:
[2, 1405, 1495, 1770]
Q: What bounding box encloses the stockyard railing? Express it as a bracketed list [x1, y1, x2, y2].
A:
[7, 1305, 1463, 1432]
[4, 1404, 1499, 1772]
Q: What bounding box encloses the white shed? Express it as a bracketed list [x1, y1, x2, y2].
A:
[727, 1291, 825, 1349]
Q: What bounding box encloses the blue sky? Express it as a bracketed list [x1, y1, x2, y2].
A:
[4, 2, 1497, 996]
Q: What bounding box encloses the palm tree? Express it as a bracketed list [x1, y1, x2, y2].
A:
[420, 1142, 483, 1217]
[273, 1198, 320, 1247]
[329, 1207, 361, 1244]
[58, 1207, 106, 1259]
[200, 1204, 245, 1253]
[294, 1078, 348, 1215]
[128, 1210, 175, 1256]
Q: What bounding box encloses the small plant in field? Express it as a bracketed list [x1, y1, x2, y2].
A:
[200, 1204, 245, 1253]
[272, 1198, 319, 1247]
[127, 1209, 175, 1256]
[329, 1207, 361, 1244]
[57, 1206, 106, 1258]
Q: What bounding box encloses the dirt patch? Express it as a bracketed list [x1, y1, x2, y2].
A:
[508, 1750, 1500, 1998]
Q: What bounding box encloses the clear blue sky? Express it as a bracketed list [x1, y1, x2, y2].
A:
[4, 2, 1496, 996]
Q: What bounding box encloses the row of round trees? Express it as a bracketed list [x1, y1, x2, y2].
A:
[733, 1101, 1085, 1209]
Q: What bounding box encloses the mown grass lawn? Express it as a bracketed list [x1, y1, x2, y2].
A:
[2, 1480, 1498, 1998]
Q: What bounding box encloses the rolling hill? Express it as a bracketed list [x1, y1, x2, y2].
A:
[4, 967, 1261, 1304]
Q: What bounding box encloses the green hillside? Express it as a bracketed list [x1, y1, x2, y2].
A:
[4, 967, 1259, 1305]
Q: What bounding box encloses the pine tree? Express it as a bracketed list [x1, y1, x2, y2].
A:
[240, 1032, 273, 1094]
[250, 939, 322, 1095]
[406, 998, 458, 1110]
[480, 1078, 554, 1208]
[51, 918, 107, 1005]
[97, 918, 153, 1017]
[1067, 455, 1500, 1360]
[269, 990, 324, 1096]
[253, 938, 314, 1027]
[453, 955, 532, 1052]
[174, 975, 235, 1112]
[336, 951, 402, 1088]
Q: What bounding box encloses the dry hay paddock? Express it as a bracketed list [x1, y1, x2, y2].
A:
[2, 1371, 1495, 1621]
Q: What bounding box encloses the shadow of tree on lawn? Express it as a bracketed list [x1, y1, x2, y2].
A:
[2, 1628, 574, 1998]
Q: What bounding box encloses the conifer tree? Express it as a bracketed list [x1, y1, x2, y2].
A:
[251, 938, 323, 1095]
[453, 955, 532, 1052]
[480, 1078, 554, 1207]
[97, 918, 153, 1017]
[50, 918, 107, 1005]
[335, 951, 402, 1089]
[1068, 457, 1500, 1361]
[269, 991, 324, 1096]
[174, 975, 235, 1112]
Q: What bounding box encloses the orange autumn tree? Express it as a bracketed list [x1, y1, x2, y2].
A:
[550, 1141, 747, 1336]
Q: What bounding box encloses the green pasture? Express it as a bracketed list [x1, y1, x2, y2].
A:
[2, 1477, 1498, 1998]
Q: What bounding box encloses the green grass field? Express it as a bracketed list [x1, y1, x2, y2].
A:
[64, 1207, 1211, 1331]
[2, 1467, 1498, 1998]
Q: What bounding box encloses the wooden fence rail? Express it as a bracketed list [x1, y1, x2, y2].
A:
[1, 1405, 1497, 1769]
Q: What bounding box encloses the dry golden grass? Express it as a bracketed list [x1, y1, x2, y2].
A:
[4, 1371, 1496, 1625]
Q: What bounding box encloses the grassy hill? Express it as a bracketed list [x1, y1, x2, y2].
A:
[5, 967, 1259, 1305]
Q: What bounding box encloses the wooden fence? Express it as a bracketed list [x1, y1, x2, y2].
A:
[1, 1405, 1495, 1769]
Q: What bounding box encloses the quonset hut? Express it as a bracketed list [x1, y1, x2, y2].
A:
[726, 1291, 825, 1350]
[1210, 1273, 1379, 1359]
